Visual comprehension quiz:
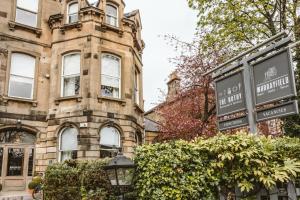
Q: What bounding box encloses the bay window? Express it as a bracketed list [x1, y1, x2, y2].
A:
[8, 53, 36, 99]
[61, 53, 80, 97]
[15, 0, 39, 27]
[100, 126, 120, 158]
[59, 127, 78, 162]
[106, 4, 118, 27]
[101, 54, 121, 99]
[67, 2, 78, 24]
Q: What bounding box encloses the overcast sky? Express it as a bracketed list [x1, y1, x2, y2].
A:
[124, 0, 198, 111]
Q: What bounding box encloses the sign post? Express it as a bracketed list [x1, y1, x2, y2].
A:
[212, 34, 298, 133]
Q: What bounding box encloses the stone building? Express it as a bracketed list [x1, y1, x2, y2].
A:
[0, 0, 144, 192]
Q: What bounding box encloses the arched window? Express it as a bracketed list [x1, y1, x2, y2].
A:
[101, 54, 121, 98]
[59, 127, 78, 162]
[106, 4, 118, 27]
[61, 53, 80, 97]
[15, 0, 39, 27]
[100, 126, 120, 158]
[67, 2, 79, 23]
[9, 53, 36, 99]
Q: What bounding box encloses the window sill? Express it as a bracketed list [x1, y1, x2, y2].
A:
[1, 96, 38, 107]
[55, 96, 82, 105]
[8, 21, 42, 38]
[101, 23, 123, 37]
[97, 96, 126, 106]
[60, 22, 82, 34]
[134, 103, 144, 113]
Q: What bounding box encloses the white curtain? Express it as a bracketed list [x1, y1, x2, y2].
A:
[17, 0, 38, 12]
[11, 53, 35, 78]
[63, 54, 80, 76]
[101, 55, 120, 77]
[60, 128, 78, 151]
[100, 127, 120, 147]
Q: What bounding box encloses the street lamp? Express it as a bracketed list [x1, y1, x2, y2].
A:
[104, 152, 136, 199]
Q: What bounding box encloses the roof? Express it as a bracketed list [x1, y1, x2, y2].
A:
[145, 118, 160, 132]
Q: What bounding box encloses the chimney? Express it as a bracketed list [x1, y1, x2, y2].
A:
[167, 71, 181, 100]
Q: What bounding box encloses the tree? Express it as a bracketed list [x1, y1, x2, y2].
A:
[156, 38, 228, 141]
[187, 0, 300, 135]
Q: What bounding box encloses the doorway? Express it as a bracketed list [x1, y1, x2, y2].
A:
[0, 129, 36, 192]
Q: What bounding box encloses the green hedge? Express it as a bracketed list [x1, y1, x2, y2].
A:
[134, 133, 300, 200]
[43, 160, 114, 200]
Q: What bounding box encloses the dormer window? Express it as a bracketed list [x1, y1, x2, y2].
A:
[67, 2, 79, 24]
[106, 4, 118, 27]
[15, 0, 39, 27]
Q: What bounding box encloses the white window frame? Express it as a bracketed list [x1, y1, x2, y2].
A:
[15, 0, 39, 27]
[67, 1, 79, 24]
[8, 53, 36, 100]
[101, 53, 121, 99]
[61, 53, 81, 97]
[106, 3, 118, 27]
[58, 127, 78, 162]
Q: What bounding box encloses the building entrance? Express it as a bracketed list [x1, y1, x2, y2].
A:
[0, 129, 36, 191]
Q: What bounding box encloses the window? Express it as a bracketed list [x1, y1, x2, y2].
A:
[87, 0, 99, 7]
[15, 0, 38, 27]
[9, 53, 36, 99]
[134, 70, 140, 105]
[101, 54, 121, 98]
[106, 4, 118, 27]
[100, 126, 120, 158]
[61, 53, 80, 97]
[135, 132, 142, 146]
[59, 127, 78, 162]
[67, 2, 78, 23]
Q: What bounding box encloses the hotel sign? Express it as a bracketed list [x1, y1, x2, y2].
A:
[219, 116, 248, 131]
[256, 100, 299, 122]
[252, 50, 296, 106]
[216, 72, 247, 117]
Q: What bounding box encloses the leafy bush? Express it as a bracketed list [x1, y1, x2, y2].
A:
[134, 133, 300, 200]
[43, 160, 113, 200]
[28, 181, 40, 190]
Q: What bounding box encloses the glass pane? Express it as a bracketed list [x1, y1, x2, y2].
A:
[106, 16, 117, 27]
[100, 127, 120, 147]
[63, 76, 80, 97]
[17, 0, 38, 12]
[101, 55, 120, 77]
[27, 149, 34, 176]
[68, 14, 78, 24]
[60, 128, 78, 151]
[11, 53, 35, 78]
[68, 3, 78, 15]
[101, 75, 119, 88]
[0, 130, 36, 144]
[61, 151, 72, 162]
[63, 54, 80, 76]
[117, 168, 134, 186]
[107, 169, 117, 185]
[0, 148, 3, 176]
[9, 75, 33, 99]
[87, 0, 99, 6]
[7, 148, 24, 176]
[15, 8, 37, 27]
[101, 85, 119, 98]
[106, 5, 117, 17]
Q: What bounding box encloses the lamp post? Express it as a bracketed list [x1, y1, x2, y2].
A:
[104, 152, 136, 200]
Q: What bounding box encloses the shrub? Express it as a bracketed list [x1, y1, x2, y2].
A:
[134, 133, 300, 200]
[43, 160, 113, 200]
[28, 181, 39, 190]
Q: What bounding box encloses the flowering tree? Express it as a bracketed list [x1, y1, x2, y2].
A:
[156, 38, 229, 141]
